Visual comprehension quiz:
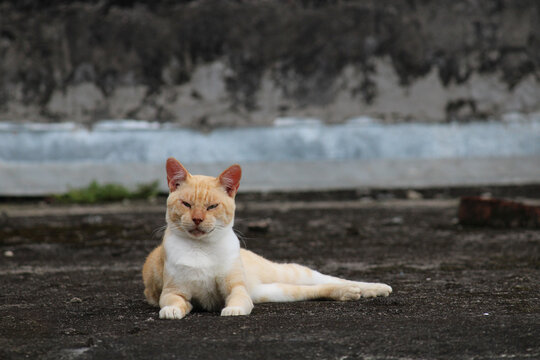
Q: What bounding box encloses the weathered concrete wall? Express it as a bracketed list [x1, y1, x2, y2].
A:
[1, 0, 540, 127]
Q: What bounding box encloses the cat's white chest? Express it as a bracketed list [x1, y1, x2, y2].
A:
[163, 229, 239, 310]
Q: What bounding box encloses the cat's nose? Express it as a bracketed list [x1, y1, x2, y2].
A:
[192, 217, 203, 225]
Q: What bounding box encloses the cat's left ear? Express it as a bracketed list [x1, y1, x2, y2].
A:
[219, 164, 242, 197]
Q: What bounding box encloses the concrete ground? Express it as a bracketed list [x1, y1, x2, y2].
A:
[0, 190, 539, 359]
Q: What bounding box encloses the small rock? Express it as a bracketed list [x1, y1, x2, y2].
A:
[84, 215, 102, 224]
[307, 219, 325, 227]
[61, 328, 78, 335]
[383, 216, 403, 225]
[69, 297, 83, 303]
[247, 219, 271, 233]
[346, 226, 359, 236]
[406, 189, 423, 200]
[4, 250, 14, 257]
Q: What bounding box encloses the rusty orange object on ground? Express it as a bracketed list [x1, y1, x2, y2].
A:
[458, 196, 540, 228]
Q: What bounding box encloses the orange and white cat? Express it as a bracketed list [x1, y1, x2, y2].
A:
[142, 158, 392, 319]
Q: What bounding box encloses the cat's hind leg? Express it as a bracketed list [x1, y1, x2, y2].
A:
[241, 249, 392, 298]
[348, 281, 392, 298]
[268, 262, 392, 298]
[249, 283, 363, 303]
[142, 245, 164, 306]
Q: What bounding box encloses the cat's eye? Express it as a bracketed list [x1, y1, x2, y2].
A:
[182, 201, 191, 208]
[207, 204, 219, 210]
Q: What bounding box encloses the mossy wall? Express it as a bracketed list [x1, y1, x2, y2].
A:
[1, 0, 539, 127]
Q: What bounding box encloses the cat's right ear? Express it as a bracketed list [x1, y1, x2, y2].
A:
[166, 157, 189, 192]
[219, 164, 242, 197]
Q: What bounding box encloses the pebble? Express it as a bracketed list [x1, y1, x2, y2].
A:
[4, 250, 14, 257]
[62, 328, 77, 335]
[383, 216, 403, 225]
[69, 297, 83, 303]
[84, 215, 102, 224]
[247, 219, 271, 233]
[406, 190, 423, 200]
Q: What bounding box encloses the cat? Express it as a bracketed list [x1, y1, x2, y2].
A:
[142, 158, 392, 319]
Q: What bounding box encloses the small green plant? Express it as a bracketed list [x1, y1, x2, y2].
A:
[53, 180, 160, 204]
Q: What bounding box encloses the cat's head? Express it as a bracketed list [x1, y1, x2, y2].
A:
[165, 157, 241, 239]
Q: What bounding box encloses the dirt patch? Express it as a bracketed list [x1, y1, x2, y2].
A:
[1, 196, 539, 359]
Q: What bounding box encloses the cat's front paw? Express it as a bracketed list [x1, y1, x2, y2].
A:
[159, 305, 187, 320]
[359, 283, 392, 298]
[221, 306, 251, 316]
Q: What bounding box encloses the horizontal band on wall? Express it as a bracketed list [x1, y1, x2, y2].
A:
[2, 157, 539, 195]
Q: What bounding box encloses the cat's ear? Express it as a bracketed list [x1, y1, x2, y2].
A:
[219, 164, 242, 197]
[166, 157, 189, 192]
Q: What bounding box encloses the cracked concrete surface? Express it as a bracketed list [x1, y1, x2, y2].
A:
[1, 192, 539, 359]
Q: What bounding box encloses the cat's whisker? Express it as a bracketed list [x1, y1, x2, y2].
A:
[151, 224, 168, 239]
[165, 223, 188, 235]
[232, 229, 251, 249]
[233, 228, 256, 241]
[234, 217, 263, 224]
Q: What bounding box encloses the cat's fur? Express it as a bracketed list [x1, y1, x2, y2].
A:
[142, 158, 392, 319]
